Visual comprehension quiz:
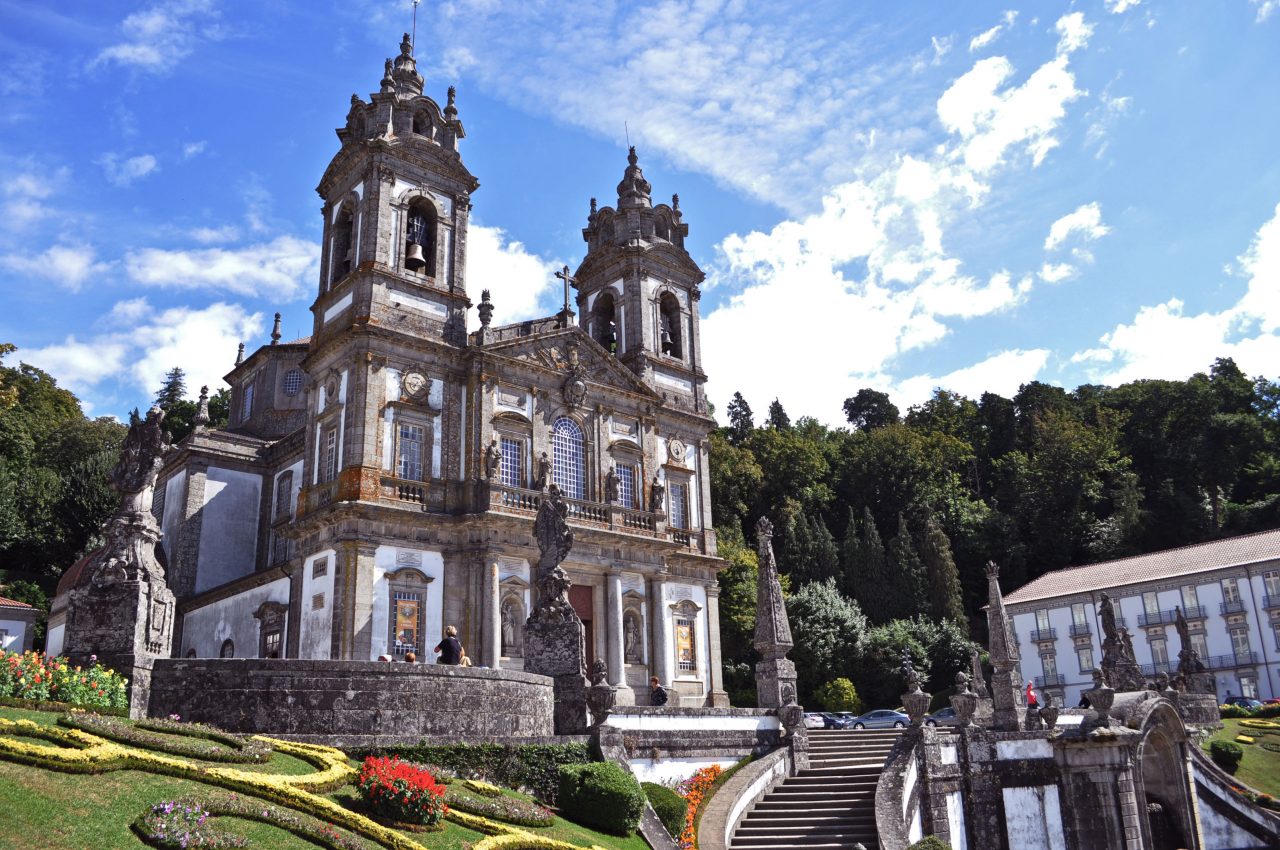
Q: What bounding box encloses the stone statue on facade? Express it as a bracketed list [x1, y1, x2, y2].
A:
[534, 452, 551, 491]
[649, 476, 665, 514]
[624, 614, 640, 663]
[605, 464, 619, 504]
[111, 406, 172, 515]
[484, 438, 501, 481]
[1099, 591, 1118, 639]
[529, 486, 576, 624]
[1098, 591, 1145, 691]
[501, 604, 516, 654]
[1175, 605, 1191, 650]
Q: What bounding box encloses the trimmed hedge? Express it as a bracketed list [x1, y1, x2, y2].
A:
[0, 695, 128, 717]
[348, 742, 591, 804]
[907, 838, 952, 850]
[1209, 739, 1244, 773]
[445, 786, 555, 827]
[642, 782, 687, 839]
[60, 713, 272, 763]
[556, 762, 644, 836]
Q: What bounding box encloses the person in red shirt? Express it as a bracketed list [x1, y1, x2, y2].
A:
[1025, 680, 1039, 709]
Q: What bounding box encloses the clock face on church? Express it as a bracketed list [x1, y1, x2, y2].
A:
[402, 370, 427, 398]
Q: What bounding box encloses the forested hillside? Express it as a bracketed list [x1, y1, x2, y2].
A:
[712, 357, 1280, 705]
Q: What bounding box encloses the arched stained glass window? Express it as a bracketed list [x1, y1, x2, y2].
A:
[551, 417, 585, 500]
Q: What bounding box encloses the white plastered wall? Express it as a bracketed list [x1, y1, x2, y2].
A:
[180, 577, 289, 658]
[368, 545, 445, 660]
[298, 549, 336, 659]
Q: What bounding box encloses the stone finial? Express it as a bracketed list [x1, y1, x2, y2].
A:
[672, 193, 680, 211]
[588, 197, 597, 220]
[194, 385, 210, 432]
[616, 146, 652, 209]
[898, 650, 930, 726]
[445, 85, 458, 120]
[380, 59, 395, 94]
[400, 32, 413, 56]
[753, 516, 793, 656]
[235, 342, 245, 366]
[270, 312, 282, 344]
[477, 289, 494, 328]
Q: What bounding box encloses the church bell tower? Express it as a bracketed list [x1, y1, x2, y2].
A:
[574, 148, 709, 415]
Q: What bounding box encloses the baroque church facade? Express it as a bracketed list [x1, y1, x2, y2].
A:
[50, 34, 727, 707]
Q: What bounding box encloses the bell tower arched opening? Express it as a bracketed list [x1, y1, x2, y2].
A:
[330, 204, 355, 284]
[591, 291, 618, 353]
[659, 292, 683, 359]
[405, 200, 438, 277]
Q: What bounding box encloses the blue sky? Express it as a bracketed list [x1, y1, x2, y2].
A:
[2, 0, 1279, 425]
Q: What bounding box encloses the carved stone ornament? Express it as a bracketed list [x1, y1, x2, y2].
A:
[667, 438, 686, 463]
[530, 485, 578, 624]
[324, 372, 341, 406]
[402, 369, 428, 399]
[562, 345, 588, 410]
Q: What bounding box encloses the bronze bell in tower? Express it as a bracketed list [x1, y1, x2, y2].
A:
[405, 241, 427, 272]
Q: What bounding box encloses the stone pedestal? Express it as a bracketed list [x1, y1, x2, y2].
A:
[62, 513, 175, 718]
[524, 619, 590, 734]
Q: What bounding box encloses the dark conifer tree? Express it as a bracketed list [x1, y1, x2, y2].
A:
[886, 513, 928, 620]
[154, 367, 187, 409]
[766, 398, 791, 430]
[920, 512, 967, 623]
[726, 391, 755, 444]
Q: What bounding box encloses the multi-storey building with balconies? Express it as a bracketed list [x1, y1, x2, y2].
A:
[46, 35, 727, 708]
[1003, 528, 1280, 707]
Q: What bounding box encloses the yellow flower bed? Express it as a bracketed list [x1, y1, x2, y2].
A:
[1240, 719, 1280, 730]
[1236, 735, 1256, 744]
[0, 717, 612, 850]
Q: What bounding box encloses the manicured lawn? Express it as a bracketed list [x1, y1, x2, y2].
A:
[1203, 718, 1280, 797]
[0, 705, 651, 850]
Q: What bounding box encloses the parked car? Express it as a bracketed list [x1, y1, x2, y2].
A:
[850, 709, 910, 729]
[819, 712, 856, 729]
[925, 707, 958, 727]
[1263, 698, 1280, 706]
[1224, 697, 1263, 710]
[803, 712, 826, 729]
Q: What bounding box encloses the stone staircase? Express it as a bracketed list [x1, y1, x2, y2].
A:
[729, 728, 902, 850]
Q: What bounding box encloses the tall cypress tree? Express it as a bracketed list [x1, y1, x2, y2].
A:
[726, 391, 755, 445]
[782, 511, 813, 582]
[920, 512, 967, 623]
[766, 398, 791, 430]
[886, 513, 928, 620]
[845, 507, 894, 623]
[154, 367, 187, 409]
[809, 515, 840, 584]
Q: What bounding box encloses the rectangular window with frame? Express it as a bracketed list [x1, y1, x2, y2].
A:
[397, 421, 425, 481]
[312, 556, 328, 578]
[1273, 622, 1280, 652]
[1042, 654, 1057, 678]
[271, 532, 288, 565]
[500, 436, 524, 488]
[240, 381, 255, 423]
[669, 482, 688, 529]
[616, 463, 636, 509]
[1181, 585, 1200, 610]
[675, 617, 696, 672]
[1151, 638, 1168, 665]
[1036, 609, 1051, 632]
[263, 630, 281, 659]
[1071, 602, 1087, 627]
[393, 591, 422, 655]
[1222, 578, 1242, 604]
[1077, 647, 1094, 673]
[1191, 633, 1209, 658]
[323, 428, 338, 483]
[275, 471, 294, 520]
[1142, 591, 1160, 616]
[1241, 676, 1259, 700]
[1231, 629, 1251, 657]
[1265, 570, 1280, 598]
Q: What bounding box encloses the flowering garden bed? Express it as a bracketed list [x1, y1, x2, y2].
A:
[0, 704, 648, 850]
[60, 712, 272, 763]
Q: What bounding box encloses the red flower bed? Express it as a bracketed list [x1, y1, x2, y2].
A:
[355, 756, 448, 826]
[675, 764, 723, 849]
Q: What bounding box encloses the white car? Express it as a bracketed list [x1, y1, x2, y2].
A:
[803, 712, 826, 729]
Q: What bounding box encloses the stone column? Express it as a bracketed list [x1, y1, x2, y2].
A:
[649, 576, 673, 689]
[705, 586, 730, 707]
[606, 574, 634, 704]
[170, 461, 208, 599]
[332, 540, 378, 660]
[481, 557, 501, 669]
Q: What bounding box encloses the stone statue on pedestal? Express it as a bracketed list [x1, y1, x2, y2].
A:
[1098, 592, 1145, 691]
[63, 406, 177, 717]
[523, 485, 589, 733]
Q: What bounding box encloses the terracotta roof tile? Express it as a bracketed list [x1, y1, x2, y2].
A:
[1004, 528, 1280, 604]
[0, 595, 34, 609]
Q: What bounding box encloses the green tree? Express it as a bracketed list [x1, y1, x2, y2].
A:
[766, 398, 791, 430]
[785, 579, 868, 703]
[154, 367, 187, 410]
[842, 507, 894, 623]
[885, 513, 928, 620]
[0, 579, 48, 643]
[920, 512, 967, 623]
[725, 391, 755, 445]
[708, 431, 763, 536]
[814, 678, 863, 713]
[843, 389, 899, 431]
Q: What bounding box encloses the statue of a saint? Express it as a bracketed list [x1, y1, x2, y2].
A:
[1098, 592, 1118, 641]
[605, 464, 619, 504]
[501, 604, 516, 654]
[484, 438, 501, 481]
[534, 452, 551, 491]
[649, 476, 666, 514]
[1175, 605, 1192, 654]
[624, 614, 640, 663]
[110, 406, 171, 513]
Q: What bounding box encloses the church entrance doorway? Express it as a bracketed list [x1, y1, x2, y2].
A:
[569, 585, 594, 668]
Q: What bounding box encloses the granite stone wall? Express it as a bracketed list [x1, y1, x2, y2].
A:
[149, 659, 554, 745]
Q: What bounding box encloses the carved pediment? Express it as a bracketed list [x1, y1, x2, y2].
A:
[480, 327, 660, 401]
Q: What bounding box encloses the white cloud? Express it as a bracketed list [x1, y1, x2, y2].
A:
[22, 300, 262, 403]
[0, 244, 110, 291]
[94, 0, 223, 74]
[1072, 203, 1280, 383]
[1106, 0, 1141, 13]
[189, 225, 240, 244]
[1055, 12, 1095, 55]
[1039, 262, 1076, 283]
[463, 224, 561, 330]
[124, 235, 319, 300]
[969, 10, 1018, 52]
[1253, 1, 1279, 22]
[1044, 202, 1110, 250]
[182, 141, 207, 159]
[98, 153, 159, 187]
[1, 161, 69, 229]
[894, 349, 1051, 408]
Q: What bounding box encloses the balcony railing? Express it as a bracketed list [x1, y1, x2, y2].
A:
[1069, 623, 1091, 637]
[1140, 660, 1177, 677]
[487, 483, 690, 547]
[1028, 628, 1057, 643]
[1139, 606, 1208, 627]
[1206, 651, 1258, 670]
[1220, 600, 1246, 615]
[1263, 594, 1280, 610]
[1035, 674, 1067, 687]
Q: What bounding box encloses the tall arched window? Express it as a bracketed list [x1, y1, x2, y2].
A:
[659, 293, 683, 359]
[331, 204, 354, 283]
[551, 417, 585, 500]
[405, 200, 437, 276]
